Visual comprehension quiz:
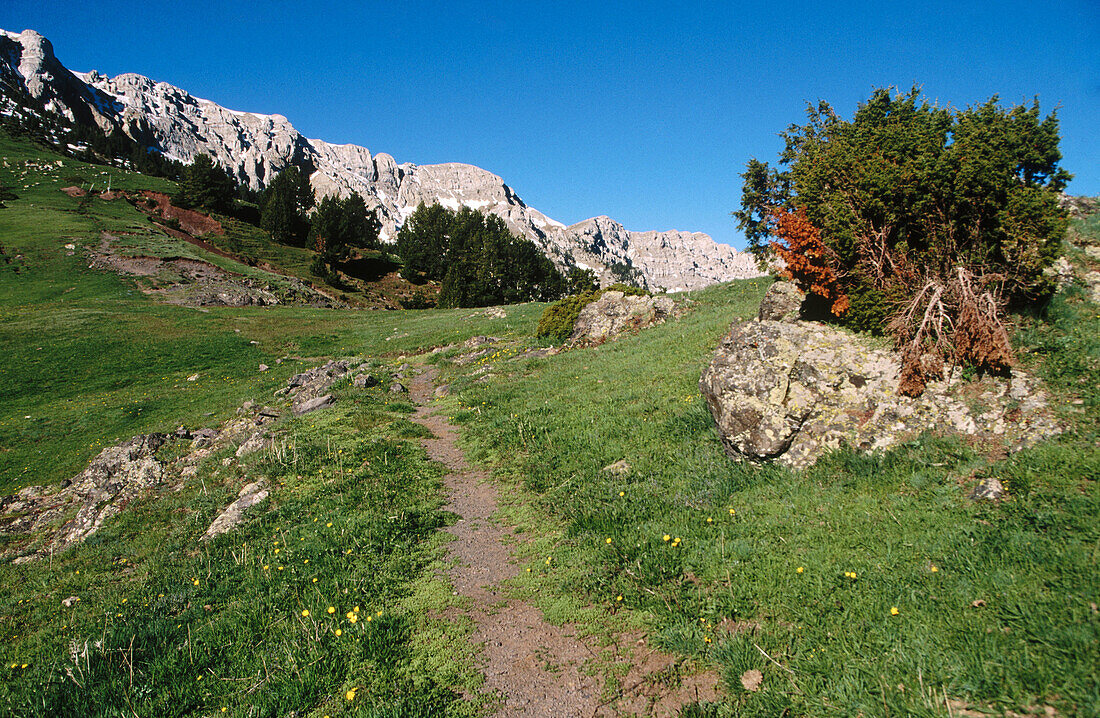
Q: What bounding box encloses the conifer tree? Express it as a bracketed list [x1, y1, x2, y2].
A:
[173, 154, 236, 213]
[260, 166, 314, 246]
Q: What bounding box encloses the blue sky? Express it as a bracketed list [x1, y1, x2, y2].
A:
[3, 1, 1097, 249]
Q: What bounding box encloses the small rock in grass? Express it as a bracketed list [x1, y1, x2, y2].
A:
[293, 394, 335, 416]
[389, 382, 407, 394]
[602, 459, 632, 475]
[969, 477, 1006, 501]
[202, 481, 269, 540]
[352, 373, 378, 388]
[62, 596, 80, 607]
[187, 374, 199, 382]
[740, 669, 763, 692]
[434, 384, 450, 398]
[258, 363, 269, 372]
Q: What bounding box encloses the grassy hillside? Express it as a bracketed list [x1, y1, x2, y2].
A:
[435, 278, 1100, 713]
[1, 130, 1097, 717]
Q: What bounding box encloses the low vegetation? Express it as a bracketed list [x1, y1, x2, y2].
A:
[443, 271, 1098, 716]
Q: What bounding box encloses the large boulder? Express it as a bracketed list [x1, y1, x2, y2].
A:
[757, 281, 803, 322]
[568, 291, 677, 347]
[699, 319, 1060, 470]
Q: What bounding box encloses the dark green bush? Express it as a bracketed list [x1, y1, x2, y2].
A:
[536, 290, 604, 342]
[606, 283, 649, 296]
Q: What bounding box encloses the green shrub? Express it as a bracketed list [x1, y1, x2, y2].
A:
[536, 290, 604, 342]
[606, 283, 649, 296]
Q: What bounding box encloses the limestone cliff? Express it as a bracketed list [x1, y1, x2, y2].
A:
[1, 28, 764, 290]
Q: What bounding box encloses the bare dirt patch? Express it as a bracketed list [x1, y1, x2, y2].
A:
[89, 232, 331, 307]
[410, 368, 719, 716]
[139, 191, 224, 236]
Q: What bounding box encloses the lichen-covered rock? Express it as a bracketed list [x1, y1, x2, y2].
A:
[1045, 257, 1076, 289]
[568, 291, 678, 347]
[757, 281, 803, 322]
[1, 433, 168, 556]
[280, 359, 353, 402]
[1085, 270, 1100, 303]
[700, 319, 1060, 470]
[970, 477, 1007, 501]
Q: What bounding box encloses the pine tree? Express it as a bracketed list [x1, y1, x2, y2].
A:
[260, 166, 314, 246]
[173, 154, 236, 213]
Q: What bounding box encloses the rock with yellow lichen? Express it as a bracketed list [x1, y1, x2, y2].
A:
[700, 317, 1061, 470]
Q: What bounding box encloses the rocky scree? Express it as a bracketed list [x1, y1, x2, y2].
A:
[0, 357, 366, 559]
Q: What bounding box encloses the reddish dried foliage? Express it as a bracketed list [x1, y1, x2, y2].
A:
[769, 208, 850, 316]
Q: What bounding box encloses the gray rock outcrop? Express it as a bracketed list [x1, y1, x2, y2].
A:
[293, 394, 335, 416]
[0, 433, 167, 556]
[568, 291, 678, 347]
[700, 319, 1060, 470]
[0, 27, 765, 291]
[202, 481, 269, 540]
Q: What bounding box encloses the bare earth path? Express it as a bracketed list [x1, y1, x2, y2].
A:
[409, 367, 720, 717]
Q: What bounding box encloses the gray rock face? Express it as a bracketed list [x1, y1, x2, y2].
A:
[700, 319, 1061, 470]
[757, 281, 803, 322]
[0, 27, 764, 291]
[568, 291, 678, 347]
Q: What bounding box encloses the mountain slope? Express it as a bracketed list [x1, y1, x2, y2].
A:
[0, 27, 762, 290]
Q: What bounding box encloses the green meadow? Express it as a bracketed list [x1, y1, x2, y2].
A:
[1, 130, 1097, 716]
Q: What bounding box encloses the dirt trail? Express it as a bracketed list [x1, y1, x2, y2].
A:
[409, 368, 719, 717]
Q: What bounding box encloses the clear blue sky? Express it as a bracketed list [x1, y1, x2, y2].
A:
[3, 1, 1097, 249]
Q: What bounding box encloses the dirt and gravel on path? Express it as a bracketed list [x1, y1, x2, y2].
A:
[409, 367, 719, 717]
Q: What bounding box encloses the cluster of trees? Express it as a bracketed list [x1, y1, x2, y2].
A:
[736, 87, 1070, 395]
[257, 166, 381, 275]
[172, 154, 237, 213]
[395, 203, 566, 307]
[175, 162, 586, 304]
[307, 194, 381, 275]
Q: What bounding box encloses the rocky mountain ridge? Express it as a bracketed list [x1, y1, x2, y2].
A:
[0, 28, 762, 290]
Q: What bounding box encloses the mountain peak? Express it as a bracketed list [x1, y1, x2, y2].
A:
[0, 26, 764, 290]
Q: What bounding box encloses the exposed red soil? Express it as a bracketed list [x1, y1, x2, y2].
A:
[409, 368, 720, 716]
[139, 190, 224, 236]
